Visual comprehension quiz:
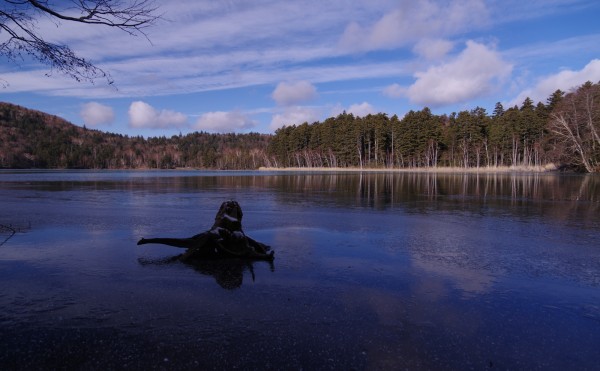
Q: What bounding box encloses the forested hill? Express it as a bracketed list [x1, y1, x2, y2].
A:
[0, 102, 272, 169]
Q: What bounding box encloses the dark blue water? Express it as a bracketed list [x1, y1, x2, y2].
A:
[0, 170, 599, 369]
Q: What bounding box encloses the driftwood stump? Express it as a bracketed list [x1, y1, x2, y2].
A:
[137, 200, 274, 261]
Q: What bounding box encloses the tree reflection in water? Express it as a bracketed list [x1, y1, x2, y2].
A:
[138, 255, 275, 290]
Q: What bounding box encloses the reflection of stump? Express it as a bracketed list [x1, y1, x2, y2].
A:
[137, 200, 274, 261]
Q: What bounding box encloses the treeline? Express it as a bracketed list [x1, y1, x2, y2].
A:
[0, 102, 270, 169]
[267, 81, 600, 172]
[1, 81, 598, 171]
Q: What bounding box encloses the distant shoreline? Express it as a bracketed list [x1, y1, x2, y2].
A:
[0, 165, 560, 173]
[258, 165, 558, 173]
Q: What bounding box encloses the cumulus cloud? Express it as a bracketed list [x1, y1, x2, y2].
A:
[508, 59, 600, 106]
[347, 102, 376, 117]
[413, 39, 454, 60]
[407, 40, 512, 107]
[128, 101, 188, 129]
[339, 0, 487, 52]
[330, 102, 376, 117]
[80, 102, 115, 127]
[272, 80, 317, 106]
[195, 111, 257, 133]
[270, 106, 320, 131]
[383, 83, 406, 98]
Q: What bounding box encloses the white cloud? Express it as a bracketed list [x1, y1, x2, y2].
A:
[330, 102, 376, 118]
[13, 1, 392, 97]
[195, 111, 257, 133]
[339, 0, 488, 52]
[329, 103, 345, 118]
[407, 40, 512, 107]
[508, 59, 600, 106]
[413, 39, 454, 60]
[272, 80, 317, 106]
[0, 1, 413, 99]
[383, 83, 406, 98]
[80, 102, 115, 127]
[504, 34, 600, 66]
[1, 0, 591, 106]
[0, 55, 410, 99]
[270, 106, 320, 131]
[128, 101, 188, 129]
[347, 102, 376, 117]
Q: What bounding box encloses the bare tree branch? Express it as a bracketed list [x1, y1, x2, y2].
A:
[27, 0, 159, 36]
[549, 81, 600, 172]
[0, 0, 160, 85]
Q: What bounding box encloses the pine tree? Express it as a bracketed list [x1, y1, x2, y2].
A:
[493, 102, 505, 117]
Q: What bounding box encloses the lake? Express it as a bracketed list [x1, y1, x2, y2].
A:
[0, 170, 599, 370]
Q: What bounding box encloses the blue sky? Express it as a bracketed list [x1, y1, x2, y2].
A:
[1, 0, 600, 137]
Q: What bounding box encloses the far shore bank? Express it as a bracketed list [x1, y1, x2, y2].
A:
[258, 165, 559, 173]
[1, 165, 565, 173]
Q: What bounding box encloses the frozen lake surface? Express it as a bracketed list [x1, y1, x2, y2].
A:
[1, 170, 599, 369]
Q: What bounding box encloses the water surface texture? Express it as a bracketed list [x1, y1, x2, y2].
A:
[1, 170, 599, 369]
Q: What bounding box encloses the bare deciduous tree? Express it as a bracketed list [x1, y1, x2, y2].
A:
[0, 0, 160, 85]
[549, 81, 600, 172]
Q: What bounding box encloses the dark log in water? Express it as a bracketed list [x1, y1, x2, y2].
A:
[137, 200, 274, 261]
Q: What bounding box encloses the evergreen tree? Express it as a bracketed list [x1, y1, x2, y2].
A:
[493, 102, 505, 117]
[546, 89, 565, 113]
